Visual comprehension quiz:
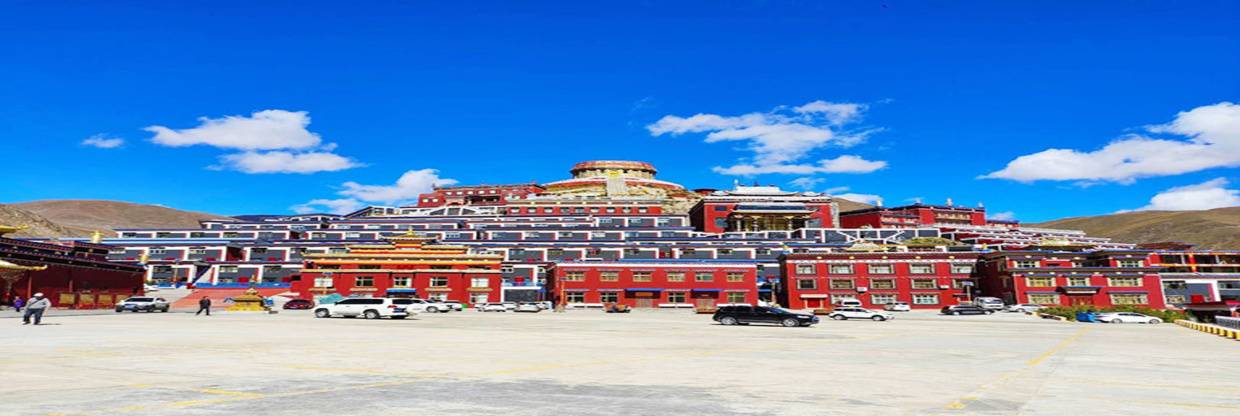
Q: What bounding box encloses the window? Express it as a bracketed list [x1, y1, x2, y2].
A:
[392, 277, 411, 287]
[600, 292, 618, 303]
[796, 279, 818, 290]
[726, 272, 745, 282]
[354, 276, 374, 287]
[470, 278, 489, 288]
[1028, 294, 1059, 304]
[430, 277, 449, 287]
[563, 271, 585, 282]
[829, 265, 854, 274]
[149, 248, 167, 255]
[952, 279, 971, 289]
[1014, 260, 1039, 268]
[912, 294, 940, 305]
[189, 248, 207, 255]
[501, 266, 514, 274]
[219, 266, 239, 274]
[868, 264, 893, 274]
[830, 294, 855, 304]
[667, 292, 686, 303]
[1165, 295, 1187, 304]
[665, 272, 685, 282]
[909, 264, 934, 274]
[870, 294, 896, 305]
[1025, 277, 1055, 287]
[632, 272, 652, 282]
[1117, 260, 1144, 268]
[830, 279, 855, 290]
[795, 264, 816, 275]
[726, 292, 747, 303]
[600, 271, 619, 282]
[951, 264, 973, 274]
[314, 277, 333, 288]
[1107, 277, 1142, 287]
[869, 279, 896, 290]
[911, 279, 937, 290]
[565, 292, 586, 303]
[1109, 293, 1149, 305]
[1067, 277, 1089, 286]
[359, 265, 380, 270]
[695, 273, 713, 282]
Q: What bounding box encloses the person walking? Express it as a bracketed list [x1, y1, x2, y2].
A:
[13, 296, 23, 313]
[195, 296, 211, 316]
[22, 293, 50, 325]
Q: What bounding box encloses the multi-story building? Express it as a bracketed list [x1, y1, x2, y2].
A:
[691, 185, 839, 233]
[780, 251, 981, 310]
[292, 232, 503, 304]
[1149, 250, 1240, 306]
[549, 261, 758, 308]
[976, 249, 1166, 309]
[415, 183, 545, 207]
[839, 202, 995, 229]
[1, 226, 145, 309]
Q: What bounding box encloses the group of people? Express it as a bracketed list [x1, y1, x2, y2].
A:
[5, 293, 52, 325]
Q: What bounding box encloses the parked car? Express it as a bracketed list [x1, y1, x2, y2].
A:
[501, 301, 518, 311]
[1005, 303, 1044, 313]
[828, 307, 895, 321]
[1096, 312, 1163, 324]
[515, 303, 542, 313]
[713, 305, 819, 327]
[477, 302, 508, 312]
[974, 297, 1006, 311]
[834, 298, 863, 308]
[282, 299, 314, 310]
[941, 305, 995, 315]
[883, 302, 911, 312]
[439, 300, 465, 311]
[313, 298, 409, 319]
[535, 301, 554, 310]
[391, 298, 450, 313]
[115, 297, 169, 313]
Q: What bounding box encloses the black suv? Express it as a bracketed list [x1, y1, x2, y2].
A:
[941, 304, 995, 315]
[713, 305, 819, 327]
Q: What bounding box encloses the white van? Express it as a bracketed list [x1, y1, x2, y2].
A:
[974, 297, 1005, 311]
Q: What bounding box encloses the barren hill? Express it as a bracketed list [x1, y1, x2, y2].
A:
[0, 204, 85, 237]
[834, 198, 874, 213]
[1030, 207, 1240, 249]
[9, 200, 230, 235]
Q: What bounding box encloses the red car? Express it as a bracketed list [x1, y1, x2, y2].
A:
[282, 299, 314, 310]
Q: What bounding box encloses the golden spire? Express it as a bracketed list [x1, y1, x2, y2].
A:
[91, 230, 103, 244]
[0, 225, 29, 236]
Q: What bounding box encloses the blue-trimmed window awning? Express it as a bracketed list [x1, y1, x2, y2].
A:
[385, 289, 418, 293]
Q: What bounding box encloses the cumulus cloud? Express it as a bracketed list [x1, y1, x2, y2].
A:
[983, 102, 1240, 183]
[293, 169, 458, 214]
[1127, 178, 1240, 211]
[81, 134, 124, 149]
[647, 100, 886, 176]
[146, 109, 360, 174]
[216, 151, 360, 174]
[988, 211, 1017, 221]
[789, 177, 824, 190]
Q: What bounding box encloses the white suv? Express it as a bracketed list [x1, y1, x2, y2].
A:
[314, 298, 410, 319]
[828, 307, 895, 321]
[391, 298, 451, 313]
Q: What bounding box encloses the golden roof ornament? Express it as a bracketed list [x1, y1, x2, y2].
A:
[0, 225, 29, 236]
[90, 230, 103, 244]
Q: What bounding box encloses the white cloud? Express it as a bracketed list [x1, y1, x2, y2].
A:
[216, 151, 361, 174]
[989, 211, 1017, 221]
[294, 169, 458, 214]
[834, 193, 883, 206]
[1129, 178, 1240, 211]
[648, 101, 886, 176]
[789, 177, 824, 190]
[290, 198, 366, 215]
[146, 109, 361, 174]
[984, 102, 1240, 183]
[713, 155, 887, 175]
[146, 109, 321, 150]
[81, 134, 124, 149]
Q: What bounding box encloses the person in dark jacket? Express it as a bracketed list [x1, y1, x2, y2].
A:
[23, 293, 50, 325]
[12, 296, 23, 312]
[195, 296, 211, 316]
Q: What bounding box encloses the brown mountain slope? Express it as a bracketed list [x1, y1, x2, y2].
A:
[0, 204, 86, 237]
[1030, 207, 1240, 249]
[10, 200, 230, 234]
[834, 198, 874, 213]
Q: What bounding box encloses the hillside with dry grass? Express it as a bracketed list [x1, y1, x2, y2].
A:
[1030, 207, 1240, 249]
[6, 200, 230, 236]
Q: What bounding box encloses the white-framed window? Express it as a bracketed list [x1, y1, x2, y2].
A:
[563, 271, 586, 282]
[667, 292, 686, 303]
[430, 277, 449, 287]
[1028, 294, 1059, 304]
[909, 264, 934, 274]
[869, 279, 896, 290]
[470, 293, 488, 304]
[565, 292, 586, 303]
[1117, 260, 1144, 268]
[354, 276, 374, 287]
[1025, 277, 1055, 287]
[951, 264, 974, 274]
[392, 277, 411, 287]
[912, 294, 940, 305]
[695, 273, 713, 282]
[1107, 277, 1142, 287]
[149, 248, 167, 255]
[726, 292, 746, 303]
[1109, 293, 1149, 305]
[829, 264, 854, 274]
[314, 277, 333, 288]
[870, 294, 897, 305]
[219, 266, 239, 274]
[796, 279, 818, 290]
[470, 277, 489, 288]
[600, 271, 619, 282]
[632, 272, 652, 282]
[1165, 295, 1187, 304]
[665, 272, 685, 282]
[829, 294, 855, 304]
[868, 264, 893, 274]
[795, 264, 816, 275]
[189, 248, 207, 255]
[911, 279, 937, 289]
[726, 272, 745, 282]
[428, 293, 448, 301]
[1067, 277, 1089, 286]
[599, 292, 619, 303]
[1014, 260, 1039, 268]
[501, 266, 514, 274]
[829, 279, 855, 290]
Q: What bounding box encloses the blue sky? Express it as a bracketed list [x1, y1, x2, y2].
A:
[2, 1, 1238, 221]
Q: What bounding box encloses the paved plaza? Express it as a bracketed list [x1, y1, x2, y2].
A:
[2, 309, 1238, 415]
